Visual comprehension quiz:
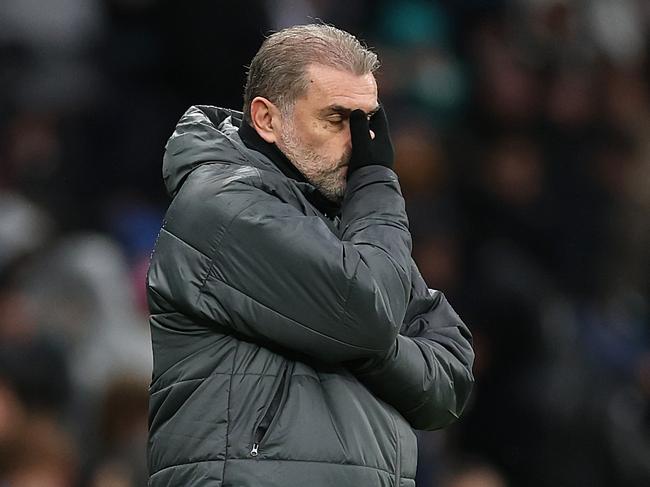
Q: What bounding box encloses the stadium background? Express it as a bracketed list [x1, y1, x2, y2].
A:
[1, 0, 649, 486]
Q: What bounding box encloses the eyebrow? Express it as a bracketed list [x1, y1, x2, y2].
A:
[320, 104, 380, 117]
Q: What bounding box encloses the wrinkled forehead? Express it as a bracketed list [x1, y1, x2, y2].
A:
[301, 64, 378, 115]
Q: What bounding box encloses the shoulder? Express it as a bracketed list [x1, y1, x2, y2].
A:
[163, 159, 313, 254]
[178, 161, 266, 209]
[162, 162, 266, 252]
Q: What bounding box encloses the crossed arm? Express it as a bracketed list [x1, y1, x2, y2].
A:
[345, 263, 474, 430]
[149, 163, 474, 430]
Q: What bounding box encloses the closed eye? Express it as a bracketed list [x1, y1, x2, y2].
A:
[325, 115, 347, 125]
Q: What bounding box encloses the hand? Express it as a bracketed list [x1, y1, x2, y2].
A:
[348, 106, 394, 175]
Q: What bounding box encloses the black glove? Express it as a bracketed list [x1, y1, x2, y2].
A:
[348, 106, 394, 175]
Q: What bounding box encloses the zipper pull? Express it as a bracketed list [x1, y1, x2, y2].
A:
[250, 443, 259, 457]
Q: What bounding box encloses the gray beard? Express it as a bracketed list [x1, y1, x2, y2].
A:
[278, 123, 349, 204]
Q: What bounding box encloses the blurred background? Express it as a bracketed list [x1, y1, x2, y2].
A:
[0, 0, 649, 486]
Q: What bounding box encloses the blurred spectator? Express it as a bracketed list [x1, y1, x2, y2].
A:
[0, 415, 79, 487]
[0, 254, 71, 415]
[0, 193, 51, 271]
[89, 377, 148, 487]
[22, 235, 151, 396]
[0, 380, 26, 449]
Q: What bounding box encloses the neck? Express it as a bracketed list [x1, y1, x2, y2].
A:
[238, 122, 341, 217]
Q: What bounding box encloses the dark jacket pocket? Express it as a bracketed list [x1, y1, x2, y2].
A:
[250, 361, 292, 456]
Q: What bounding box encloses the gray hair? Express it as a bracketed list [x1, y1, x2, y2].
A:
[242, 24, 379, 124]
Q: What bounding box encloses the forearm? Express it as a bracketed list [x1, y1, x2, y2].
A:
[349, 331, 474, 430]
[346, 267, 475, 430]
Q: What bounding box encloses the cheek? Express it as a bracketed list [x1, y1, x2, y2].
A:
[321, 131, 351, 162]
[302, 121, 351, 163]
[303, 128, 336, 151]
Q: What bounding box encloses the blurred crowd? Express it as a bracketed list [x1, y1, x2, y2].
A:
[1, 1, 649, 486]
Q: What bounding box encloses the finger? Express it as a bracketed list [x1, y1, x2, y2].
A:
[349, 109, 370, 145]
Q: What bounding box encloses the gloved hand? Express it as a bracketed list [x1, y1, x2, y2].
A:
[348, 106, 394, 174]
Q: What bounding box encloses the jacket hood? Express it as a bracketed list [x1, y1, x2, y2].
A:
[162, 105, 250, 197]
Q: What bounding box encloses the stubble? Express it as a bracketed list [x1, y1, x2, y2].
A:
[278, 121, 349, 204]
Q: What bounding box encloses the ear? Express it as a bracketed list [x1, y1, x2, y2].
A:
[250, 97, 281, 144]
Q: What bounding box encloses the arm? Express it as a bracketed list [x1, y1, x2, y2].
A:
[148, 163, 412, 363]
[346, 262, 475, 430]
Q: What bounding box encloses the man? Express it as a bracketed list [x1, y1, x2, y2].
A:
[147, 24, 474, 487]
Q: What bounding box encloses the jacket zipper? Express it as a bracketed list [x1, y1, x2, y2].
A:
[391, 414, 401, 486]
[250, 364, 289, 457]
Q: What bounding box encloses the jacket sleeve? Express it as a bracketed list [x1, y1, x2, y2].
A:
[346, 262, 474, 430]
[148, 164, 412, 363]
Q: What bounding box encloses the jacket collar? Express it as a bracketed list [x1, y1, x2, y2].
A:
[238, 121, 307, 184]
[238, 122, 341, 218]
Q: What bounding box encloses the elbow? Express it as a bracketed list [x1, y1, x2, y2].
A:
[350, 287, 405, 356]
[348, 266, 410, 355]
[370, 321, 399, 356]
[412, 408, 463, 431]
[408, 368, 475, 431]
[367, 298, 402, 352]
[346, 312, 398, 358]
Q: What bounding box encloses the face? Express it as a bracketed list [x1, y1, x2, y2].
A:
[276, 64, 379, 203]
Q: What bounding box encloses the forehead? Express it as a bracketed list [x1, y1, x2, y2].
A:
[301, 64, 378, 113]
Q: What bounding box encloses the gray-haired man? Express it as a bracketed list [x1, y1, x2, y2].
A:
[147, 24, 474, 486]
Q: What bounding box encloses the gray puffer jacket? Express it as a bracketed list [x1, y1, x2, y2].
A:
[147, 105, 474, 486]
